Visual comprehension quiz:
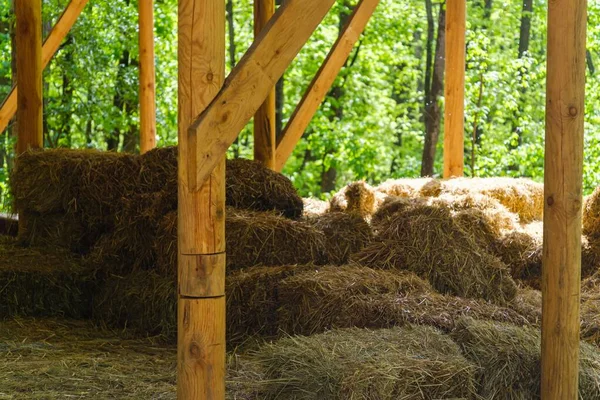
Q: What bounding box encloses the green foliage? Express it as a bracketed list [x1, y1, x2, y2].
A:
[0, 0, 599, 209]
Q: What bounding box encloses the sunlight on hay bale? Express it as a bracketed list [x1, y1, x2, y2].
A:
[453, 208, 503, 249]
[441, 177, 544, 223]
[329, 181, 385, 218]
[583, 186, 600, 239]
[248, 326, 477, 400]
[0, 237, 93, 318]
[276, 265, 532, 336]
[370, 196, 426, 232]
[302, 197, 329, 217]
[154, 209, 327, 275]
[352, 204, 518, 304]
[451, 318, 600, 399]
[376, 177, 440, 198]
[306, 212, 372, 264]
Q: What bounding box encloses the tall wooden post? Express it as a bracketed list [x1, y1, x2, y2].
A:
[177, 0, 226, 398]
[15, 0, 43, 153]
[443, 0, 465, 178]
[541, 0, 586, 397]
[253, 0, 276, 169]
[139, 0, 157, 154]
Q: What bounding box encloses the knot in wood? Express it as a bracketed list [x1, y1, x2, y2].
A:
[568, 106, 578, 117]
[189, 342, 202, 359]
[547, 196, 555, 206]
[206, 72, 214, 82]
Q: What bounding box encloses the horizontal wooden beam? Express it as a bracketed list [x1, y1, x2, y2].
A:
[274, 0, 380, 172]
[0, 0, 89, 134]
[187, 0, 336, 189]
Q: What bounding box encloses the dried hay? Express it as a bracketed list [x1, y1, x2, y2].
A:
[92, 270, 177, 339]
[302, 197, 329, 217]
[0, 318, 262, 399]
[249, 325, 477, 400]
[0, 237, 93, 319]
[494, 232, 541, 282]
[276, 265, 532, 336]
[451, 318, 600, 399]
[582, 237, 600, 278]
[16, 210, 94, 252]
[306, 212, 372, 264]
[370, 196, 426, 233]
[583, 186, 600, 238]
[329, 181, 385, 218]
[441, 177, 544, 223]
[508, 287, 542, 326]
[453, 207, 503, 250]
[226, 264, 318, 344]
[154, 209, 327, 275]
[352, 204, 518, 304]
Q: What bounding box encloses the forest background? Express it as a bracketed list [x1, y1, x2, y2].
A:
[1, 0, 599, 210]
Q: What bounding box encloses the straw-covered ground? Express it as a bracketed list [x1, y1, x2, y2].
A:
[3, 147, 600, 398]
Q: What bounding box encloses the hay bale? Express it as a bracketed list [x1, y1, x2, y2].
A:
[329, 181, 385, 218]
[353, 204, 518, 304]
[494, 232, 541, 282]
[11, 148, 139, 221]
[583, 186, 600, 238]
[139, 148, 304, 219]
[582, 237, 600, 278]
[307, 212, 372, 264]
[93, 270, 177, 338]
[302, 197, 329, 217]
[451, 318, 600, 399]
[453, 208, 503, 250]
[154, 209, 328, 275]
[226, 264, 317, 343]
[441, 177, 544, 223]
[376, 177, 441, 198]
[277, 266, 534, 336]
[370, 196, 426, 232]
[508, 287, 542, 326]
[249, 325, 477, 400]
[0, 237, 94, 318]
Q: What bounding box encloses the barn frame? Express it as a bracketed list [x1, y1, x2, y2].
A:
[2, 0, 587, 398]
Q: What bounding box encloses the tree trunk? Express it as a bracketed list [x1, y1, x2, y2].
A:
[107, 50, 131, 151]
[227, 0, 240, 158]
[587, 50, 595, 76]
[420, 4, 445, 177]
[509, 0, 533, 149]
[57, 35, 74, 147]
[275, 0, 284, 140]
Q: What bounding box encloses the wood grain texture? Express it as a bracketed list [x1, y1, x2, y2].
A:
[178, 0, 226, 398]
[443, 0, 465, 178]
[187, 0, 336, 189]
[541, 0, 587, 397]
[253, 0, 276, 169]
[179, 253, 226, 298]
[15, 0, 43, 154]
[139, 0, 157, 154]
[178, 297, 226, 400]
[0, 0, 89, 134]
[274, 0, 380, 172]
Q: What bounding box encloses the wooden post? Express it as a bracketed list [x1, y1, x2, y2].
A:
[187, 0, 336, 189]
[541, 0, 586, 397]
[15, 0, 43, 154]
[177, 0, 226, 398]
[253, 0, 276, 168]
[0, 0, 89, 135]
[139, 0, 157, 154]
[443, 0, 465, 178]
[275, 0, 380, 172]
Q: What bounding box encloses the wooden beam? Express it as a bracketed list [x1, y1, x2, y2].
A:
[15, 0, 43, 154]
[139, 0, 157, 154]
[0, 0, 89, 135]
[274, 0, 380, 172]
[177, 0, 226, 398]
[187, 0, 336, 189]
[443, 0, 465, 178]
[541, 0, 586, 397]
[253, 0, 276, 169]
